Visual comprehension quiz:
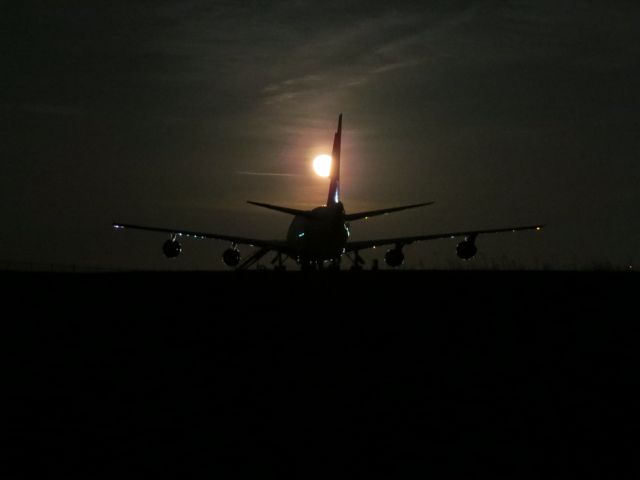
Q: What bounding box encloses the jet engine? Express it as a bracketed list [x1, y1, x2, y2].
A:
[222, 248, 241, 267]
[456, 240, 477, 260]
[385, 248, 405, 267]
[163, 239, 182, 258]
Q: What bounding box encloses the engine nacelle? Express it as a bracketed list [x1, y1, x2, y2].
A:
[385, 248, 405, 267]
[163, 239, 182, 258]
[222, 248, 241, 267]
[456, 240, 477, 260]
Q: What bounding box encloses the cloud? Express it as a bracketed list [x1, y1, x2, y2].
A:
[258, 11, 432, 105]
[11, 103, 85, 117]
[235, 171, 302, 177]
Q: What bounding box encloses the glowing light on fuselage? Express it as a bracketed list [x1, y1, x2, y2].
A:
[313, 154, 332, 177]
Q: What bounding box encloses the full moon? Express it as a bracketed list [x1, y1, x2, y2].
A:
[312, 154, 332, 177]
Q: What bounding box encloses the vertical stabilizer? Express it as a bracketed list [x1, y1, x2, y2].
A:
[327, 114, 342, 206]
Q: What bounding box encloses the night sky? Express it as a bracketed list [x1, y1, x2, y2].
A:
[2, 1, 639, 270]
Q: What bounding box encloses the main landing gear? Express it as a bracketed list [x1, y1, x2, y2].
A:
[271, 252, 288, 271]
[344, 250, 365, 271]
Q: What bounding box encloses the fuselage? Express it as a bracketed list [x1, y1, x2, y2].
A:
[286, 202, 350, 261]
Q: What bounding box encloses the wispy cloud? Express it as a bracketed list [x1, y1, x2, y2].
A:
[15, 103, 85, 117]
[259, 12, 431, 106]
[235, 171, 302, 177]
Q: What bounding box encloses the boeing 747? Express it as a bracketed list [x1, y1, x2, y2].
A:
[113, 115, 543, 270]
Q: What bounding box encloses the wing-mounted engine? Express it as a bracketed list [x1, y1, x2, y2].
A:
[456, 234, 478, 260]
[222, 247, 241, 267]
[163, 239, 182, 258]
[385, 246, 405, 267]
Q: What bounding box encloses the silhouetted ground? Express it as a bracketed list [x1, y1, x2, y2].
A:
[5, 271, 636, 476]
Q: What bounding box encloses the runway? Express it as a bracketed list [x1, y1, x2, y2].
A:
[5, 271, 634, 475]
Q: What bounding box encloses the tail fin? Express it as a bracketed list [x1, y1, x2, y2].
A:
[327, 114, 342, 206]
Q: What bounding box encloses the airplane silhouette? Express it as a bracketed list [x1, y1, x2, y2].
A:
[113, 114, 543, 270]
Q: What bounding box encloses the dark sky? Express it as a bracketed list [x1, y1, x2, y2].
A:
[2, 1, 639, 270]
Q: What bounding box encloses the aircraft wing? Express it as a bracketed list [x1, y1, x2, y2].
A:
[345, 224, 544, 252]
[112, 222, 291, 252]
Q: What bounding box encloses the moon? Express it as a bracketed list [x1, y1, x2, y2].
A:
[312, 154, 332, 177]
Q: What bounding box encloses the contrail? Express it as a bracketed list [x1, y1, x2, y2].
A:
[235, 171, 302, 177]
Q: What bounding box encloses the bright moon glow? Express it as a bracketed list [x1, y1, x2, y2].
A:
[312, 154, 332, 177]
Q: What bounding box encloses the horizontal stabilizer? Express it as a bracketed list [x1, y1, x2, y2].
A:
[345, 202, 434, 221]
[247, 201, 311, 217]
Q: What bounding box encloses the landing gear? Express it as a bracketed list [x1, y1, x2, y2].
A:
[345, 250, 365, 270]
[236, 247, 270, 270]
[300, 260, 317, 272]
[271, 252, 287, 271]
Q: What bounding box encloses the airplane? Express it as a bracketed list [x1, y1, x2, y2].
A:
[113, 114, 543, 270]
